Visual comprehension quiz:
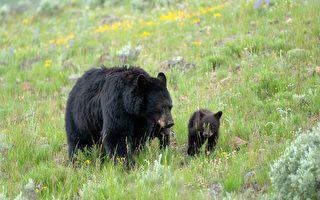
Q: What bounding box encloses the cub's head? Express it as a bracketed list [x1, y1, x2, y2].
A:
[199, 111, 222, 138]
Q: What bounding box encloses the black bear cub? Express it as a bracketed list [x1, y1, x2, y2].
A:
[187, 109, 222, 156]
[65, 66, 174, 166]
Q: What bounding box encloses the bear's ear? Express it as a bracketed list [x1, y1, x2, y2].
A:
[137, 74, 149, 89]
[157, 72, 167, 87]
[214, 111, 223, 119]
[198, 110, 207, 120]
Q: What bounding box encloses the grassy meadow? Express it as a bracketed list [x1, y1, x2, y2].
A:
[0, 0, 319, 199]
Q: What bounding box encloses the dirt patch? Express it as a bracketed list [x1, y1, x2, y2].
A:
[214, 35, 237, 46]
[208, 183, 224, 197]
[160, 57, 196, 72]
[309, 113, 320, 128]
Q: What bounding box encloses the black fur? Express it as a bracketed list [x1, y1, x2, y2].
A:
[187, 109, 222, 156]
[65, 66, 173, 166]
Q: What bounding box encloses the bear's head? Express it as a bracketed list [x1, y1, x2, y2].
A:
[199, 111, 222, 138]
[136, 72, 174, 128]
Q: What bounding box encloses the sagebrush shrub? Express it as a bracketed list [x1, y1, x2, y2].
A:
[37, 0, 64, 14]
[131, 0, 176, 11]
[117, 44, 142, 64]
[270, 123, 320, 200]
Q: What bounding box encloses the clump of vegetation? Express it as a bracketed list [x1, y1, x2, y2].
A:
[117, 43, 142, 64]
[269, 123, 320, 200]
[206, 54, 226, 70]
[0, 4, 10, 18]
[1, 0, 320, 199]
[37, 0, 65, 14]
[131, 0, 176, 11]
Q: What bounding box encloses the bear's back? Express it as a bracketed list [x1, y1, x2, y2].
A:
[67, 66, 148, 130]
[72, 66, 149, 94]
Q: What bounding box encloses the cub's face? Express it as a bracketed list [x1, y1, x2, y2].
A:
[200, 111, 222, 138]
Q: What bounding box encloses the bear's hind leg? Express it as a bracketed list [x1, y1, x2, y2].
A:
[65, 114, 81, 161]
[67, 142, 77, 161]
[187, 142, 198, 155]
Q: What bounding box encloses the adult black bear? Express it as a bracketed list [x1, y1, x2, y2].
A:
[65, 66, 174, 166]
[187, 109, 222, 156]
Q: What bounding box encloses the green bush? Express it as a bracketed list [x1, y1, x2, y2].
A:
[37, 0, 65, 15]
[269, 123, 320, 200]
[131, 0, 176, 11]
[206, 54, 226, 70]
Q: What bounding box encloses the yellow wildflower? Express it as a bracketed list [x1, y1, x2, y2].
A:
[214, 13, 222, 17]
[49, 32, 75, 46]
[140, 20, 160, 26]
[160, 11, 186, 21]
[192, 41, 202, 46]
[23, 16, 34, 25]
[145, 21, 160, 26]
[95, 20, 133, 33]
[160, 12, 174, 21]
[84, 160, 91, 165]
[221, 152, 227, 157]
[192, 18, 201, 24]
[35, 188, 39, 193]
[95, 26, 108, 33]
[185, 13, 192, 19]
[55, 38, 66, 45]
[140, 31, 152, 38]
[44, 59, 52, 68]
[66, 33, 75, 40]
[110, 22, 121, 30]
[179, 21, 185, 26]
[199, 7, 213, 14]
[116, 157, 126, 164]
[159, 3, 225, 21]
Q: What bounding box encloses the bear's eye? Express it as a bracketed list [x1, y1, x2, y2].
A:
[163, 105, 172, 110]
[156, 107, 164, 114]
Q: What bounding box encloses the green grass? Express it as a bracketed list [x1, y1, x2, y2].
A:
[0, 0, 319, 199]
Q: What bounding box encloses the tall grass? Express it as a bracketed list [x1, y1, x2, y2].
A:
[0, 0, 319, 198]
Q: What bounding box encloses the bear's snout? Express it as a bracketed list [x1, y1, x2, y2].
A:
[165, 112, 174, 128]
[158, 112, 174, 128]
[165, 120, 174, 128]
[203, 130, 213, 137]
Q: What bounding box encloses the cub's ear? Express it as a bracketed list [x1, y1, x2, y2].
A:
[137, 74, 149, 89]
[157, 72, 166, 87]
[198, 110, 207, 120]
[214, 111, 223, 119]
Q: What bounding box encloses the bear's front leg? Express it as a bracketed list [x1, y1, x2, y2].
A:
[187, 142, 197, 155]
[102, 130, 135, 168]
[206, 136, 217, 155]
[187, 129, 202, 155]
[187, 136, 199, 156]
